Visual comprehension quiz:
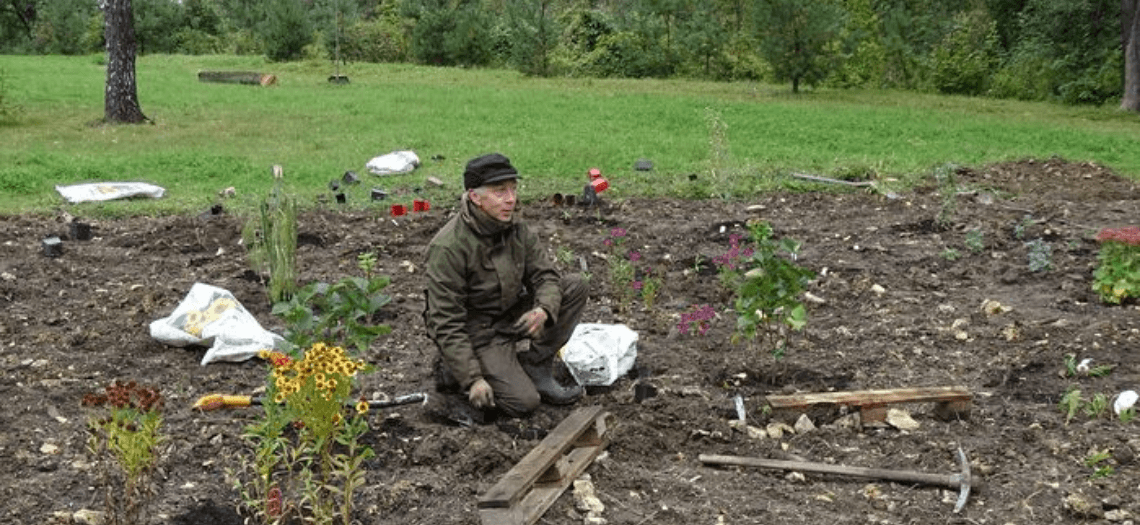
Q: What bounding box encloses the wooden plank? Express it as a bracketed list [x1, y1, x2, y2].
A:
[479, 406, 608, 509]
[478, 406, 614, 525]
[767, 386, 971, 412]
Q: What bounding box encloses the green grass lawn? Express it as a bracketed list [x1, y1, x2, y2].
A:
[2, 54, 1139, 216]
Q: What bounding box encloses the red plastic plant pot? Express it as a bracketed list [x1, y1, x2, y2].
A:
[588, 168, 603, 180]
[413, 199, 431, 212]
[589, 177, 608, 193]
[390, 204, 407, 216]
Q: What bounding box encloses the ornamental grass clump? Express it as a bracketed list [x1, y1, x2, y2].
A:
[232, 344, 375, 525]
[1093, 226, 1140, 304]
[82, 380, 165, 525]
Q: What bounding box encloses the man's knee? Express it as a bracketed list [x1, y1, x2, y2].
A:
[563, 273, 588, 299]
[497, 387, 540, 418]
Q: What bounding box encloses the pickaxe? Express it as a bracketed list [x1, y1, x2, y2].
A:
[193, 392, 428, 412]
[699, 447, 973, 513]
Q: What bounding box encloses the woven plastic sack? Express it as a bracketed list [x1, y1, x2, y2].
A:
[365, 150, 420, 176]
[149, 283, 284, 365]
[559, 323, 638, 387]
[55, 182, 165, 203]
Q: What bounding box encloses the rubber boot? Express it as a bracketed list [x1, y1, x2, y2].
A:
[521, 357, 583, 406]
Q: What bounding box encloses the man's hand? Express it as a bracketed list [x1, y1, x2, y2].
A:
[514, 307, 548, 339]
[468, 378, 495, 409]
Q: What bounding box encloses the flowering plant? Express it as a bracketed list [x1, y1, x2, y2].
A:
[232, 344, 375, 525]
[1093, 226, 1140, 304]
[716, 220, 815, 356]
[82, 381, 165, 525]
[678, 304, 716, 335]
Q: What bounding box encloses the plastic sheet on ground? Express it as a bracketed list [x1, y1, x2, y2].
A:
[149, 282, 284, 365]
[560, 323, 638, 386]
[365, 150, 420, 176]
[55, 182, 166, 203]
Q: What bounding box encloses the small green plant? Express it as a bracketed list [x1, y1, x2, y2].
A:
[1085, 392, 1110, 418]
[964, 229, 984, 253]
[1059, 386, 1082, 425]
[638, 266, 663, 311]
[1025, 238, 1052, 272]
[555, 245, 576, 268]
[271, 252, 393, 356]
[232, 344, 375, 525]
[1062, 353, 1078, 377]
[82, 381, 166, 525]
[602, 227, 637, 313]
[941, 247, 961, 261]
[1013, 214, 1033, 239]
[1120, 407, 1136, 423]
[245, 165, 299, 304]
[1092, 226, 1140, 304]
[1087, 364, 1115, 378]
[1085, 450, 1114, 479]
[933, 163, 959, 228]
[716, 221, 816, 356]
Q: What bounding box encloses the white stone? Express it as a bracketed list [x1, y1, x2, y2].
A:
[794, 414, 816, 434]
[885, 409, 920, 431]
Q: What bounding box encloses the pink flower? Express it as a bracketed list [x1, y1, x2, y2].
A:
[629, 251, 641, 262]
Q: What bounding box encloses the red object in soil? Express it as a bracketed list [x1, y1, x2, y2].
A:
[390, 204, 407, 216]
[413, 199, 431, 212]
[588, 168, 603, 179]
[589, 177, 608, 193]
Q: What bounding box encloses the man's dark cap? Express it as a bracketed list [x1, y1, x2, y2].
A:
[464, 153, 519, 190]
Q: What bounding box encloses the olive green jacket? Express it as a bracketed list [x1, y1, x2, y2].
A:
[423, 195, 562, 389]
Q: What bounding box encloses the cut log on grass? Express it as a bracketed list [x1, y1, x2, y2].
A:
[197, 71, 278, 86]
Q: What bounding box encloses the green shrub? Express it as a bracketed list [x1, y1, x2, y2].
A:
[341, 18, 407, 63]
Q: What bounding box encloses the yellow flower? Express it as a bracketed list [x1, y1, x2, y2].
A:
[355, 400, 369, 415]
[331, 413, 343, 426]
[207, 297, 236, 316]
[273, 392, 287, 404]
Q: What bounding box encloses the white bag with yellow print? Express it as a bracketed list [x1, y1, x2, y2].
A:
[149, 282, 284, 365]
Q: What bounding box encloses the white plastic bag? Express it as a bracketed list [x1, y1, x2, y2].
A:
[365, 150, 420, 176]
[55, 182, 166, 203]
[559, 323, 638, 387]
[149, 283, 284, 365]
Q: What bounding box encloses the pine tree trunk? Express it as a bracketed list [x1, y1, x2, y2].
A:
[103, 0, 148, 124]
[1122, 0, 1140, 112]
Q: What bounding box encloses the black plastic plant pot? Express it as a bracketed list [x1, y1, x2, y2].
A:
[371, 188, 388, 201]
[335, 192, 346, 204]
[42, 236, 63, 257]
[343, 171, 360, 185]
[69, 222, 92, 241]
[328, 75, 350, 84]
[634, 382, 658, 402]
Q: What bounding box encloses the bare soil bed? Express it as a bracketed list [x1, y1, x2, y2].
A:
[3, 157, 1139, 525]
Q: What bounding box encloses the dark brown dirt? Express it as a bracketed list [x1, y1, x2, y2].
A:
[3, 157, 1139, 525]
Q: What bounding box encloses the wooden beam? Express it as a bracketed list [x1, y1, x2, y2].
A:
[766, 386, 972, 423]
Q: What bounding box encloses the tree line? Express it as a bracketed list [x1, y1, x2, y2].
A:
[4, 0, 1140, 109]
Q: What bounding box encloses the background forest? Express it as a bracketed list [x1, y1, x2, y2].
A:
[0, 0, 1132, 105]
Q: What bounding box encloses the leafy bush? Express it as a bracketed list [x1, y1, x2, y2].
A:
[929, 9, 999, 96]
[716, 221, 815, 356]
[341, 17, 407, 63]
[1092, 226, 1140, 304]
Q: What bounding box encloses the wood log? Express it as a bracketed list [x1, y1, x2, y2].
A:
[197, 71, 277, 86]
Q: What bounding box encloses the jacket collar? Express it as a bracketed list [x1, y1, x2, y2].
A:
[461, 191, 515, 238]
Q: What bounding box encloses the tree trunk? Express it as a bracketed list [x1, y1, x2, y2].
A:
[1122, 0, 1140, 111]
[103, 0, 148, 124]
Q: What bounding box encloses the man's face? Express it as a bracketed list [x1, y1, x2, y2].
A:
[470, 179, 518, 222]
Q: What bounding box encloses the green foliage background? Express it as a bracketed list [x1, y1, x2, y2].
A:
[0, 0, 1134, 105]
